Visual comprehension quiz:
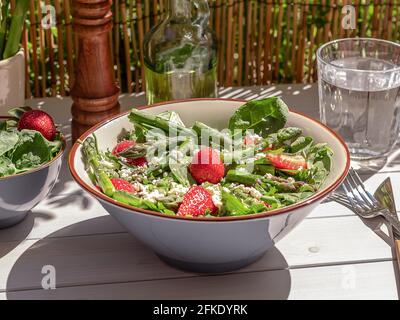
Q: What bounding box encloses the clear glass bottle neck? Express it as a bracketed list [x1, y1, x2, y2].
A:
[167, 0, 192, 20]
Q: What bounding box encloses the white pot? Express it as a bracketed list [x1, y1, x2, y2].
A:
[0, 49, 25, 116]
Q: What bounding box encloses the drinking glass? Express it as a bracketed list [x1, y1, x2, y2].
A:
[317, 38, 400, 160]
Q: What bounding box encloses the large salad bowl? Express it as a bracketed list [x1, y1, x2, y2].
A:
[69, 99, 350, 273]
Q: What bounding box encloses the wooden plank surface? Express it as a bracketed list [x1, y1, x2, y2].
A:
[0, 84, 398, 300]
[2, 261, 398, 300]
[0, 214, 395, 293]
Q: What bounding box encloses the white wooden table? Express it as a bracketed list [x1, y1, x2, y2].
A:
[1, 84, 399, 300]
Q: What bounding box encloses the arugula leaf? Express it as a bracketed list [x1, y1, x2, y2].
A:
[0, 131, 19, 157]
[11, 130, 51, 170]
[229, 97, 289, 137]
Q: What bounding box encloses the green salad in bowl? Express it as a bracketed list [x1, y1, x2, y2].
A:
[81, 97, 333, 218]
[0, 107, 63, 178]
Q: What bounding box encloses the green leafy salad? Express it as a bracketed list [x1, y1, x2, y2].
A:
[0, 107, 63, 178]
[82, 97, 333, 218]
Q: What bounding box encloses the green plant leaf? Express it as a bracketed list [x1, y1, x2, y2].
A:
[0, 130, 19, 157]
[7, 106, 32, 119]
[229, 97, 289, 137]
[11, 130, 51, 170]
[0, 156, 16, 177]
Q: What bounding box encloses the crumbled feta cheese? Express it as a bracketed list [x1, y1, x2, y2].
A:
[203, 184, 223, 209]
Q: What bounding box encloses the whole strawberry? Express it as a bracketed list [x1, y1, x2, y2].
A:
[112, 140, 147, 167]
[18, 110, 57, 141]
[177, 186, 217, 217]
[189, 147, 225, 184]
[110, 178, 136, 194]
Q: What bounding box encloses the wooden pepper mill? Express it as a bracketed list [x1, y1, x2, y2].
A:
[71, 0, 120, 141]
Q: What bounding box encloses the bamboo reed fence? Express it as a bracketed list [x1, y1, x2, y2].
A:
[13, 0, 400, 98]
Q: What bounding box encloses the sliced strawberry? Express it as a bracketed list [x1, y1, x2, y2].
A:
[177, 186, 218, 217]
[264, 202, 272, 209]
[266, 153, 307, 171]
[112, 140, 135, 155]
[112, 140, 147, 167]
[18, 110, 57, 141]
[110, 178, 136, 193]
[244, 136, 255, 145]
[189, 147, 225, 184]
[128, 157, 147, 167]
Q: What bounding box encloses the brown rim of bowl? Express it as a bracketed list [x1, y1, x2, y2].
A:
[68, 98, 351, 222]
[0, 116, 66, 181]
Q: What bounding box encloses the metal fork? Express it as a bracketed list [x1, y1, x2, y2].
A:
[342, 168, 400, 235]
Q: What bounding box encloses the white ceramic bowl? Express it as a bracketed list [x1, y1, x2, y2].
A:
[0, 133, 65, 229]
[69, 99, 350, 273]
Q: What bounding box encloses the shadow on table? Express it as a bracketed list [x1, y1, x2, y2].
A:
[0, 211, 55, 259]
[5, 216, 291, 300]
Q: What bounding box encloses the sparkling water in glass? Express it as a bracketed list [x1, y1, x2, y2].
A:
[317, 38, 400, 160]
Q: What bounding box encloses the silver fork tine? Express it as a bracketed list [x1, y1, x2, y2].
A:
[347, 169, 375, 209]
[345, 172, 371, 211]
[350, 168, 381, 208]
[343, 178, 363, 213]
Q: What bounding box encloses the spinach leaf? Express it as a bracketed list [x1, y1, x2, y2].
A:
[7, 106, 32, 119]
[277, 127, 302, 142]
[0, 131, 19, 157]
[0, 157, 16, 177]
[229, 97, 289, 137]
[290, 136, 313, 153]
[11, 130, 51, 170]
[307, 143, 333, 172]
[253, 158, 276, 175]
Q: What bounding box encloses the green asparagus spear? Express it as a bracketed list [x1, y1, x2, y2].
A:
[222, 147, 257, 164]
[3, 0, 29, 60]
[225, 170, 261, 185]
[225, 170, 315, 193]
[113, 190, 144, 207]
[192, 121, 233, 147]
[81, 136, 115, 197]
[129, 109, 196, 138]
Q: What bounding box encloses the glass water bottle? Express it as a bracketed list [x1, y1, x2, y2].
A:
[144, 0, 217, 104]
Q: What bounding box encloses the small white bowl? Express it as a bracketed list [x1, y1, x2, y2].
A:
[0, 130, 65, 229]
[69, 99, 350, 273]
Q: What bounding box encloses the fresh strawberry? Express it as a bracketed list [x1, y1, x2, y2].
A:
[18, 110, 57, 141]
[110, 178, 136, 193]
[112, 140, 147, 167]
[189, 147, 225, 184]
[266, 153, 307, 171]
[112, 140, 135, 155]
[128, 157, 148, 167]
[177, 186, 218, 217]
[244, 136, 255, 145]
